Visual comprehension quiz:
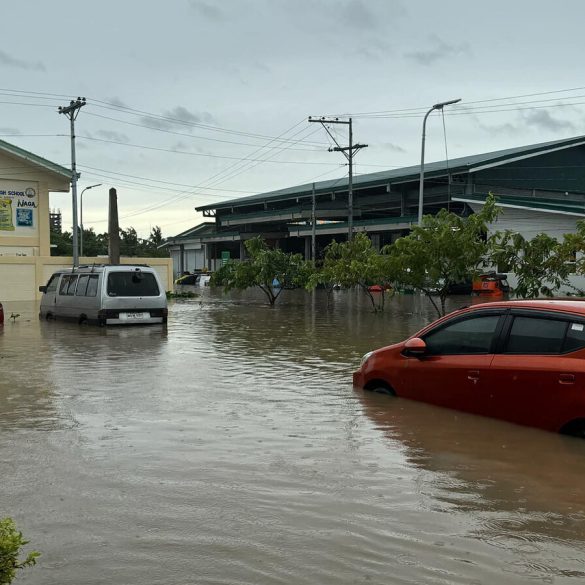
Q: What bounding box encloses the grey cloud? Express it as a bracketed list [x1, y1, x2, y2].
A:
[96, 129, 130, 143]
[404, 35, 470, 66]
[106, 96, 129, 109]
[189, 0, 226, 21]
[379, 142, 406, 153]
[477, 120, 520, 137]
[341, 0, 406, 30]
[140, 106, 216, 131]
[522, 110, 576, 132]
[0, 50, 45, 71]
[0, 127, 21, 135]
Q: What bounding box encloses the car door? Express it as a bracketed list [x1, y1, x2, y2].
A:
[404, 311, 505, 415]
[486, 312, 585, 431]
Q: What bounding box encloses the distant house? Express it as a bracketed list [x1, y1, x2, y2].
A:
[167, 136, 585, 275]
[0, 139, 173, 301]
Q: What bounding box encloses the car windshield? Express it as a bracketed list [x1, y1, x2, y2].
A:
[107, 271, 160, 297]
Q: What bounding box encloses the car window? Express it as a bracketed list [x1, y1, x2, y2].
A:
[505, 316, 567, 354]
[86, 275, 99, 297]
[45, 274, 59, 294]
[58, 276, 70, 295]
[76, 275, 89, 296]
[66, 275, 79, 295]
[564, 322, 585, 353]
[107, 272, 160, 297]
[423, 315, 501, 355]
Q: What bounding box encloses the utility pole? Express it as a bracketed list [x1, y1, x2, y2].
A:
[311, 182, 316, 263]
[58, 97, 86, 267]
[308, 116, 367, 240]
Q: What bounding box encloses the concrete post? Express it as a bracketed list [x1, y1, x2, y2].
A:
[108, 188, 120, 265]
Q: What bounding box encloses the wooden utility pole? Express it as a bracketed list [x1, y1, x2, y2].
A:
[308, 116, 367, 240]
[108, 188, 120, 264]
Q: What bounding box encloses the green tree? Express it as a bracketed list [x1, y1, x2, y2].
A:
[308, 232, 393, 312]
[0, 518, 40, 585]
[492, 231, 571, 298]
[211, 237, 312, 305]
[385, 194, 500, 317]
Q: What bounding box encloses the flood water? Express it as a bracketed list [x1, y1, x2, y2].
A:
[1, 289, 585, 585]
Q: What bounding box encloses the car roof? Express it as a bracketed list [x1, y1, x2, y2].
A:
[467, 299, 585, 316]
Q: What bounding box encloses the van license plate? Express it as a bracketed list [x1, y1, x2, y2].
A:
[121, 312, 148, 320]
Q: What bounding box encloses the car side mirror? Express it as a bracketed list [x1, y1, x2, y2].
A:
[404, 337, 427, 357]
[38, 285, 47, 293]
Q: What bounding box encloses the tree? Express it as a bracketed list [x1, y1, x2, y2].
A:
[491, 231, 571, 298]
[385, 194, 500, 317]
[210, 237, 312, 306]
[308, 232, 393, 312]
[0, 518, 39, 584]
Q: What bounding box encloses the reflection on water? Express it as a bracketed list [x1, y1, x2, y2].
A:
[1, 290, 584, 584]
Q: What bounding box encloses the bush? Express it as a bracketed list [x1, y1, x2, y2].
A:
[0, 518, 40, 584]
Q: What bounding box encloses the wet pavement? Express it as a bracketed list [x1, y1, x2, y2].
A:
[1, 289, 585, 584]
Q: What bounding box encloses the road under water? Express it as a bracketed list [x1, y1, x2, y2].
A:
[1, 289, 585, 584]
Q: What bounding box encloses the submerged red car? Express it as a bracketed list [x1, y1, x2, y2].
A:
[353, 300, 585, 437]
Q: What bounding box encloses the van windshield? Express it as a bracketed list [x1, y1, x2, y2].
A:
[107, 271, 160, 297]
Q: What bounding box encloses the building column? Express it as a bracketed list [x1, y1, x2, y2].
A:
[304, 236, 311, 260]
[371, 233, 381, 251]
[240, 240, 246, 260]
[179, 244, 185, 274]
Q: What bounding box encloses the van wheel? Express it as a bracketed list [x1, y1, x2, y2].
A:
[78, 315, 88, 325]
[46, 313, 54, 321]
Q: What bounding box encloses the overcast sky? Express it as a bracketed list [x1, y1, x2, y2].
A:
[2, 0, 585, 237]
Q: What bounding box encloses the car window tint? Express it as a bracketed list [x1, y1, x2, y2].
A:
[58, 276, 70, 295]
[46, 274, 59, 293]
[86, 275, 99, 297]
[76, 275, 89, 296]
[506, 316, 567, 354]
[563, 322, 585, 353]
[66, 275, 79, 295]
[424, 315, 500, 355]
[107, 272, 160, 297]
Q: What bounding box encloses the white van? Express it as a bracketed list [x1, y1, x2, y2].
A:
[39, 265, 168, 325]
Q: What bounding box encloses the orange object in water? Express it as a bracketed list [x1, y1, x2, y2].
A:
[472, 273, 510, 297]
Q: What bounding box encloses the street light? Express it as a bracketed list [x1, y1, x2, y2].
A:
[418, 98, 461, 225]
[79, 183, 102, 258]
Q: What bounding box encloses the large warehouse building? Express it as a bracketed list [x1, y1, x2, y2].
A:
[164, 135, 585, 277]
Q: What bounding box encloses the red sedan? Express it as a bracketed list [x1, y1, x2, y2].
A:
[353, 300, 585, 436]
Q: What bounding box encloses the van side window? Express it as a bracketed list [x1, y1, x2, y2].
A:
[46, 274, 59, 294]
[86, 275, 99, 297]
[66, 275, 79, 296]
[59, 276, 70, 295]
[76, 275, 89, 296]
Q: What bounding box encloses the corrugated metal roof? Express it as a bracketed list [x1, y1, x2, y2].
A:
[0, 139, 71, 179]
[196, 135, 585, 212]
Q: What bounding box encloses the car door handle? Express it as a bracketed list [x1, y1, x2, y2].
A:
[559, 373, 575, 384]
[468, 370, 480, 383]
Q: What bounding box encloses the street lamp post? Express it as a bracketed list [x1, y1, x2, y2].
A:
[79, 183, 102, 258]
[418, 98, 461, 225]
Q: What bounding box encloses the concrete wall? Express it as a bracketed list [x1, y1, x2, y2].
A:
[0, 256, 173, 301]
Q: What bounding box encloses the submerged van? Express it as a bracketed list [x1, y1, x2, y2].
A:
[39, 265, 168, 325]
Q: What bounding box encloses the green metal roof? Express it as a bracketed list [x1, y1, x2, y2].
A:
[454, 193, 585, 216]
[0, 139, 71, 179]
[196, 135, 585, 213]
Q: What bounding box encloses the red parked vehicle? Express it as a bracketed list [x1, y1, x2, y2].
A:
[353, 300, 585, 437]
[0, 301, 3, 326]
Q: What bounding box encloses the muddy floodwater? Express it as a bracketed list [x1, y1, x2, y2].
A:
[2, 289, 585, 585]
